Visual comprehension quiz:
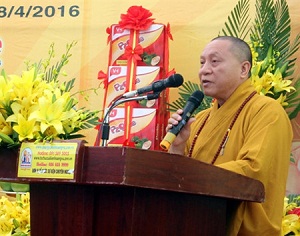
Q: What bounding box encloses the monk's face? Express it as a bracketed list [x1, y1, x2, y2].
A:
[199, 39, 248, 106]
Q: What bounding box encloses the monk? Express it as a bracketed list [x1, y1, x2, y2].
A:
[167, 36, 293, 235]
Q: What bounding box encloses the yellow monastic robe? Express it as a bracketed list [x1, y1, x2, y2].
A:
[185, 79, 293, 236]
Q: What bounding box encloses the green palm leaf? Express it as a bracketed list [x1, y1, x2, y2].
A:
[251, 0, 300, 77]
[250, 0, 277, 60]
[279, 35, 300, 79]
[219, 0, 251, 40]
[167, 81, 212, 114]
[273, 0, 291, 61]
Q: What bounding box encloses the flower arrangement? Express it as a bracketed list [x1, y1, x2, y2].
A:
[0, 41, 100, 148]
[249, 43, 296, 107]
[0, 41, 101, 235]
[282, 195, 300, 235]
[220, 0, 300, 119]
[0, 193, 30, 236]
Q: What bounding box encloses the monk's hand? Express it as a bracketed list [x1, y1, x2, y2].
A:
[166, 109, 195, 155]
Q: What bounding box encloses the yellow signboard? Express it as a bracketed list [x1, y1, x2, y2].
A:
[17, 142, 78, 179]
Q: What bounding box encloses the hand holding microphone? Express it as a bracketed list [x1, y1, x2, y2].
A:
[160, 90, 204, 151]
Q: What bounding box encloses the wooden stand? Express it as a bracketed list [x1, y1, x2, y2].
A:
[0, 146, 264, 236]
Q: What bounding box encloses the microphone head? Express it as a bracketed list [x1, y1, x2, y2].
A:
[188, 90, 204, 108]
[167, 74, 184, 88]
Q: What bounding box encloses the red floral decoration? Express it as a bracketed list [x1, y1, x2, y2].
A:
[119, 5, 155, 30]
[289, 207, 300, 216]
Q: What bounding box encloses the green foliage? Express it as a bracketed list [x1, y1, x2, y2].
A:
[287, 79, 300, 119]
[288, 194, 300, 205]
[42, 41, 77, 84]
[251, 0, 299, 72]
[167, 81, 212, 114]
[219, 0, 251, 40]
[25, 41, 77, 94]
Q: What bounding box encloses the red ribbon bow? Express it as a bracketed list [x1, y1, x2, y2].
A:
[97, 70, 108, 88]
[124, 44, 143, 62]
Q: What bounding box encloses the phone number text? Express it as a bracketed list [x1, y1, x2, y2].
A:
[0, 5, 80, 18]
[32, 168, 72, 175]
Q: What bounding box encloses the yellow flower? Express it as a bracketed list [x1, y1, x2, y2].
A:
[277, 93, 289, 107]
[43, 126, 60, 140]
[248, 39, 297, 111]
[250, 73, 273, 96]
[282, 214, 300, 235]
[0, 113, 12, 136]
[0, 42, 99, 147]
[0, 75, 13, 113]
[282, 196, 300, 235]
[29, 94, 76, 134]
[251, 61, 263, 76]
[0, 215, 13, 235]
[0, 193, 30, 236]
[271, 69, 295, 93]
[9, 68, 45, 102]
[12, 114, 36, 141]
[7, 99, 39, 123]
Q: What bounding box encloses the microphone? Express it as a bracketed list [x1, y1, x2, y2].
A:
[160, 90, 204, 151]
[122, 74, 184, 98]
[100, 93, 160, 147]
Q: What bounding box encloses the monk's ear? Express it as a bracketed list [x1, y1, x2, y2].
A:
[241, 61, 251, 78]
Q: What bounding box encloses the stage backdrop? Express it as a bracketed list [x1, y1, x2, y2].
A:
[1, 0, 300, 194]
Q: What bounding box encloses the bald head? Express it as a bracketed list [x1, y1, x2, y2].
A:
[212, 36, 252, 73]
